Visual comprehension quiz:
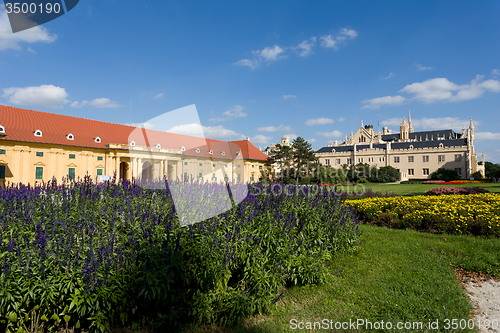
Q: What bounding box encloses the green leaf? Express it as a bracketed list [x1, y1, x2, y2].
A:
[64, 315, 71, 323]
[8, 312, 17, 322]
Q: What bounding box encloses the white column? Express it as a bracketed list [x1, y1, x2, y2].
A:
[137, 158, 142, 180]
[115, 156, 120, 182]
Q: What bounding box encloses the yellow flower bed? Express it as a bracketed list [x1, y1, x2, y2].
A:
[346, 193, 500, 236]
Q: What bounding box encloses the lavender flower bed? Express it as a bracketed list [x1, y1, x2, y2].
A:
[0, 178, 360, 332]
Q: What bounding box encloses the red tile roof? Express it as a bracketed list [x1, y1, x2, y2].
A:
[0, 105, 269, 161]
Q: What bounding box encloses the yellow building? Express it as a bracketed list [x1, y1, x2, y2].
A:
[0, 105, 269, 185]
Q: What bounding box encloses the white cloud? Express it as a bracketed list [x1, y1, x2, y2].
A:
[209, 105, 247, 122]
[415, 63, 434, 71]
[167, 123, 241, 140]
[320, 28, 357, 50]
[400, 75, 500, 103]
[3, 84, 68, 109]
[281, 94, 296, 100]
[0, 10, 57, 50]
[492, 69, 500, 78]
[234, 45, 285, 69]
[338, 117, 346, 122]
[363, 75, 500, 109]
[153, 93, 163, 99]
[475, 132, 500, 141]
[361, 95, 406, 109]
[316, 130, 343, 138]
[233, 58, 259, 69]
[382, 72, 395, 80]
[256, 124, 292, 132]
[126, 122, 155, 129]
[381, 117, 475, 131]
[305, 117, 334, 126]
[71, 98, 122, 108]
[307, 138, 316, 143]
[223, 105, 247, 118]
[294, 37, 316, 57]
[255, 45, 285, 61]
[251, 134, 272, 144]
[27, 47, 36, 54]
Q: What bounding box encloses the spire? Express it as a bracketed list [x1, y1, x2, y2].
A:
[470, 117, 474, 129]
[408, 110, 414, 133]
[361, 119, 363, 128]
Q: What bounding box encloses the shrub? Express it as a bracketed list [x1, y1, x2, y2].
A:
[430, 168, 461, 182]
[471, 171, 484, 180]
[372, 166, 400, 183]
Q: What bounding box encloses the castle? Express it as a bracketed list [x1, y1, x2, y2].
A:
[316, 111, 484, 180]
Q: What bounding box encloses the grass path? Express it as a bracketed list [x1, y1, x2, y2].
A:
[183, 225, 500, 332]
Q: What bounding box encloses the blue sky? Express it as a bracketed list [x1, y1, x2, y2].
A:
[1, 1, 500, 161]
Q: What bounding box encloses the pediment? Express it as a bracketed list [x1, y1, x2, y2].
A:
[96, 164, 104, 168]
[34, 161, 46, 166]
[0, 159, 7, 164]
[67, 163, 78, 167]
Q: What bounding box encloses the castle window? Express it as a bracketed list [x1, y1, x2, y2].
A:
[129, 141, 136, 146]
[408, 156, 414, 163]
[408, 169, 414, 176]
[184, 162, 188, 165]
[423, 156, 429, 163]
[221, 151, 225, 156]
[198, 173, 203, 181]
[68, 168, 76, 180]
[439, 143, 444, 148]
[36, 152, 43, 157]
[259, 166, 263, 170]
[66, 133, 74, 140]
[195, 148, 200, 153]
[394, 156, 400, 163]
[97, 169, 103, 176]
[0, 125, 5, 133]
[69, 154, 76, 159]
[455, 168, 462, 176]
[209, 150, 213, 154]
[438, 155, 445, 163]
[335, 159, 340, 165]
[199, 163, 202, 166]
[0, 149, 5, 155]
[35, 167, 43, 179]
[34, 130, 42, 137]
[455, 154, 462, 161]
[359, 158, 363, 163]
[346, 158, 352, 165]
[325, 159, 330, 165]
[180, 146, 186, 151]
[423, 168, 430, 176]
[156, 144, 161, 149]
[97, 156, 103, 161]
[94, 137, 101, 143]
[0, 165, 5, 179]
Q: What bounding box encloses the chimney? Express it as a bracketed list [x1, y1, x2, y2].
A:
[246, 137, 250, 141]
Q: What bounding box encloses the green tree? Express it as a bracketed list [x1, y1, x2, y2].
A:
[267, 144, 294, 181]
[430, 168, 461, 182]
[484, 162, 500, 178]
[292, 137, 319, 181]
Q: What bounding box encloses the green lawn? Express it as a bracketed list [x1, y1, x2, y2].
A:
[182, 225, 500, 333]
[344, 182, 500, 196]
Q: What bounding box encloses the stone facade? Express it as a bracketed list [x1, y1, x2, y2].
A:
[316, 112, 485, 180]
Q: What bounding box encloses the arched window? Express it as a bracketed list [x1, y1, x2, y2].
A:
[94, 137, 101, 143]
[0, 125, 5, 133]
[66, 133, 74, 140]
[155, 143, 161, 149]
[34, 129, 42, 137]
[129, 141, 136, 146]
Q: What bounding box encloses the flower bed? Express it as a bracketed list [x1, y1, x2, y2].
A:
[0, 179, 360, 332]
[346, 193, 500, 237]
[426, 187, 489, 196]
